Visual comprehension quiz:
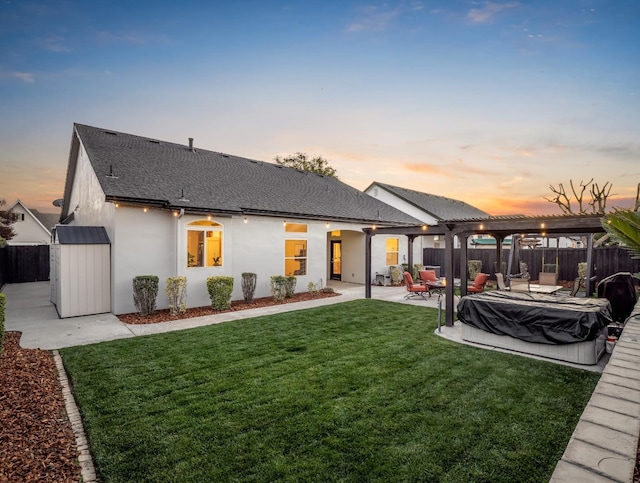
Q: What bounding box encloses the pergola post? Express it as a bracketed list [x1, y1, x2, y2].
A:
[585, 233, 595, 298]
[407, 235, 417, 272]
[445, 229, 455, 327]
[365, 231, 372, 299]
[494, 234, 504, 277]
[459, 234, 469, 298]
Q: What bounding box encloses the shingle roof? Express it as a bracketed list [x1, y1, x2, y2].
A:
[54, 225, 110, 244]
[369, 182, 489, 221]
[30, 210, 59, 232]
[70, 124, 421, 226]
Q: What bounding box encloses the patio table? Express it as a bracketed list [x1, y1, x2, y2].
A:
[528, 284, 564, 294]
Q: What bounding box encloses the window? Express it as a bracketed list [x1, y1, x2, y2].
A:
[386, 238, 399, 265]
[187, 220, 223, 267]
[285, 239, 307, 276]
[285, 223, 307, 233]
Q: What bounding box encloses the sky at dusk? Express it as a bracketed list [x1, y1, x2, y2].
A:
[1, 0, 638, 216]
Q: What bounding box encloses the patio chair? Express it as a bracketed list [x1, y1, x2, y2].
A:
[569, 277, 581, 297]
[509, 278, 530, 293]
[418, 269, 438, 284]
[467, 273, 489, 293]
[495, 272, 508, 291]
[403, 271, 429, 299]
[538, 272, 558, 286]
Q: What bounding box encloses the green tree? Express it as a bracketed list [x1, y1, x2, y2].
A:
[274, 152, 338, 178]
[0, 199, 17, 245]
[602, 209, 640, 260]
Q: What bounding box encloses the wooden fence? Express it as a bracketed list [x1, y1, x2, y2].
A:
[422, 246, 640, 282]
[0, 245, 50, 286]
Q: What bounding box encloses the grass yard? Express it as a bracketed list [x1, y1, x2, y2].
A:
[61, 299, 600, 482]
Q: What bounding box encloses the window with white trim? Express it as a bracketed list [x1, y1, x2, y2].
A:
[283, 223, 307, 276]
[386, 238, 399, 265]
[285, 239, 307, 276]
[187, 220, 223, 267]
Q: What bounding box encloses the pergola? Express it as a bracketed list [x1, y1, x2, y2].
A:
[363, 214, 606, 327]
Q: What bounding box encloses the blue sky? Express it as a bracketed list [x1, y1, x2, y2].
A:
[1, 0, 638, 215]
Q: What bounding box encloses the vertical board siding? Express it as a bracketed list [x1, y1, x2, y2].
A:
[0, 245, 50, 284]
[423, 247, 640, 281]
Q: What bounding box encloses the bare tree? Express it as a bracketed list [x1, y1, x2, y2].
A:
[544, 179, 613, 215]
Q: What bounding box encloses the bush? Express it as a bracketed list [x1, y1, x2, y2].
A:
[271, 276, 287, 301]
[132, 275, 159, 317]
[241, 273, 257, 303]
[284, 276, 296, 298]
[207, 276, 234, 310]
[468, 260, 482, 280]
[543, 264, 557, 273]
[390, 267, 403, 285]
[413, 263, 424, 280]
[0, 293, 5, 356]
[166, 276, 187, 316]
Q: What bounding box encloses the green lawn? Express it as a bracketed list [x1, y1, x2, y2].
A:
[61, 299, 600, 483]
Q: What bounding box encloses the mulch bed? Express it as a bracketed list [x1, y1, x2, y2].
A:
[0, 332, 81, 482]
[119, 290, 341, 324]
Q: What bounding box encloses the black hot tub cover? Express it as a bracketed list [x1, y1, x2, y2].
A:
[457, 291, 612, 345]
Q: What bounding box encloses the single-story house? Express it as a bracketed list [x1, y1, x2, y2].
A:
[58, 124, 422, 315]
[363, 182, 489, 275]
[7, 199, 59, 245]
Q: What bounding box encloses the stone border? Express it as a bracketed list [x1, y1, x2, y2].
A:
[550, 302, 640, 483]
[53, 350, 98, 483]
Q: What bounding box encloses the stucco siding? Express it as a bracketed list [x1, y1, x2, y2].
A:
[112, 207, 176, 314]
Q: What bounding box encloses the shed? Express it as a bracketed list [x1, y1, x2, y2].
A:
[50, 225, 111, 318]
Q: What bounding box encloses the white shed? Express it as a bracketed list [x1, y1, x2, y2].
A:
[50, 225, 111, 318]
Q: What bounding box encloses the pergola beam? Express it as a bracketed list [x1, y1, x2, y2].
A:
[363, 214, 606, 327]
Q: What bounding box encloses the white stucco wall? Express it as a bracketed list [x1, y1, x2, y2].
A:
[7, 204, 51, 245]
[107, 211, 374, 314]
[68, 140, 116, 237]
[365, 185, 439, 225]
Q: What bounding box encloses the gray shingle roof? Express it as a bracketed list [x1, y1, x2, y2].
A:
[54, 225, 110, 244]
[369, 182, 489, 221]
[30, 210, 59, 232]
[71, 124, 421, 226]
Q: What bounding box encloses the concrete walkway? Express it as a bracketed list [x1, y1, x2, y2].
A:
[3, 281, 446, 350]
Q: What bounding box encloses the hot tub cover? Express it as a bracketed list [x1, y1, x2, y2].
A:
[457, 291, 612, 345]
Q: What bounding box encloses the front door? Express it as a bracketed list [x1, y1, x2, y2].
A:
[330, 241, 342, 280]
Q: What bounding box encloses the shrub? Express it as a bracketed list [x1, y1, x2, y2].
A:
[132, 275, 159, 317]
[390, 267, 403, 285]
[271, 276, 287, 301]
[166, 276, 187, 316]
[578, 262, 588, 280]
[0, 293, 5, 356]
[241, 273, 257, 303]
[468, 260, 482, 280]
[307, 281, 319, 294]
[284, 276, 297, 298]
[206, 276, 234, 310]
[543, 264, 557, 273]
[413, 263, 424, 280]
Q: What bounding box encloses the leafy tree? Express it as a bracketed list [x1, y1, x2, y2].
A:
[602, 209, 640, 260]
[0, 199, 17, 245]
[602, 183, 640, 264]
[274, 152, 338, 178]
